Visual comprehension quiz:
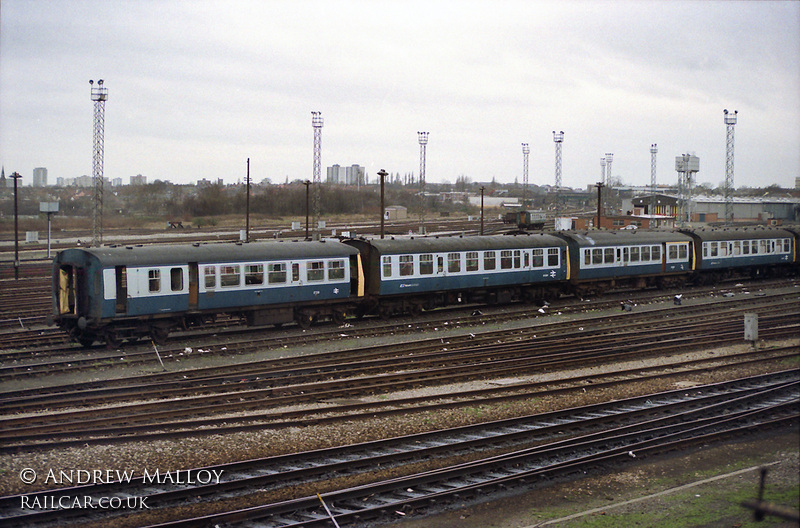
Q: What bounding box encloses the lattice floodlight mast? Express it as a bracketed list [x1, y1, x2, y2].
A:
[418, 131, 429, 234]
[90, 79, 107, 247]
[650, 144, 658, 215]
[724, 109, 738, 225]
[600, 157, 606, 185]
[311, 111, 323, 235]
[521, 143, 530, 208]
[675, 154, 699, 226]
[604, 153, 613, 215]
[553, 131, 564, 214]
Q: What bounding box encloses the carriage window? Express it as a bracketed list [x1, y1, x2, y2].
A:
[382, 256, 392, 277]
[733, 241, 741, 256]
[679, 245, 688, 259]
[420, 254, 434, 275]
[399, 255, 414, 276]
[268, 263, 286, 284]
[641, 246, 651, 261]
[448, 253, 461, 273]
[783, 239, 791, 253]
[466, 252, 479, 272]
[719, 243, 728, 257]
[652, 246, 661, 261]
[592, 249, 602, 265]
[751, 241, 759, 254]
[630, 246, 640, 262]
[703, 244, 708, 258]
[548, 248, 559, 267]
[220, 265, 240, 287]
[170, 267, 183, 291]
[245, 264, 264, 285]
[204, 266, 216, 288]
[604, 248, 615, 264]
[148, 269, 161, 292]
[328, 260, 345, 280]
[669, 245, 678, 260]
[583, 250, 591, 266]
[484, 251, 496, 270]
[742, 241, 750, 255]
[710, 242, 718, 257]
[533, 249, 544, 268]
[759, 240, 767, 254]
[500, 250, 514, 269]
[307, 261, 324, 282]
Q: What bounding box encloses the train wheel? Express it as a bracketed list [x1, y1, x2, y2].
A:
[409, 303, 422, 317]
[378, 305, 393, 320]
[104, 330, 122, 349]
[295, 311, 313, 329]
[150, 327, 168, 345]
[332, 309, 347, 325]
[78, 336, 95, 348]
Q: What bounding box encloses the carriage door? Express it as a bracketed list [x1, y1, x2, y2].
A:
[115, 266, 127, 314]
[188, 263, 199, 310]
[437, 256, 445, 275]
[58, 265, 77, 315]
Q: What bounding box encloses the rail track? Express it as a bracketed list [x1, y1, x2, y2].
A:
[0, 328, 796, 451]
[1, 371, 796, 527]
[1, 280, 796, 378]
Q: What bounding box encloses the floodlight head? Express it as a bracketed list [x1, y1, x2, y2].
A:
[418, 131, 429, 145]
[522, 143, 530, 154]
[553, 131, 564, 143]
[724, 109, 738, 125]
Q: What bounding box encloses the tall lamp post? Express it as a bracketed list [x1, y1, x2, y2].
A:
[303, 180, 311, 241]
[480, 186, 485, 236]
[378, 169, 387, 239]
[11, 172, 22, 280]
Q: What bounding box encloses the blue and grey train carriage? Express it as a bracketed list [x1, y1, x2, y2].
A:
[52, 240, 362, 347]
[556, 230, 695, 297]
[679, 227, 795, 283]
[344, 234, 569, 317]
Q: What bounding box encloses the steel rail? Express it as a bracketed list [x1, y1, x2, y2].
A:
[1, 372, 796, 527]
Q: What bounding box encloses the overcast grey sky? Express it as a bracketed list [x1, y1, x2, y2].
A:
[1, 0, 798, 190]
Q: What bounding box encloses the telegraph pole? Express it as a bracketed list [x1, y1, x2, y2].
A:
[245, 158, 250, 242]
[11, 172, 22, 280]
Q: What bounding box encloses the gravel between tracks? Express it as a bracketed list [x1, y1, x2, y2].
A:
[1, 339, 797, 499]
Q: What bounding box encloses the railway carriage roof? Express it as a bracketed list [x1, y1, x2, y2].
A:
[558, 230, 693, 248]
[56, 239, 358, 267]
[679, 227, 794, 242]
[352, 234, 567, 255]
